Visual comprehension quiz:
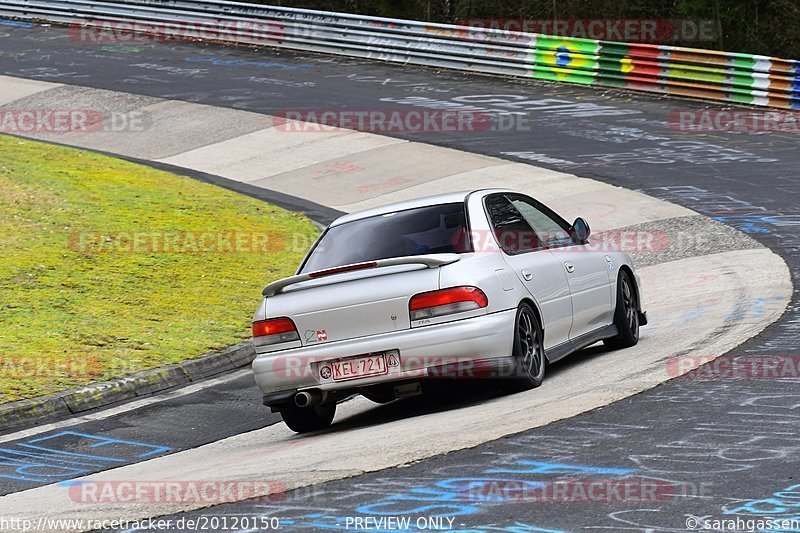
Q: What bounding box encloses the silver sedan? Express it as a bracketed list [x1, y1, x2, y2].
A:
[251, 189, 647, 432]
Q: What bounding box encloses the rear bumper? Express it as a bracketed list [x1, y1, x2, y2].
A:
[252, 309, 516, 402]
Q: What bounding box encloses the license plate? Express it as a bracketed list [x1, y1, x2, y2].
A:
[325, 353, 387, 382]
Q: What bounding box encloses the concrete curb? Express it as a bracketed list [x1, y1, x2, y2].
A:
[0, 342, 255, 431]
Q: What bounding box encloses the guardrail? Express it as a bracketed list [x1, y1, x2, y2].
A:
[2, 0, 798, 109]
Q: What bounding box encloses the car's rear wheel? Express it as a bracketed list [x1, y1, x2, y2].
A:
[504, 303, 546, 392]
[279, 402, 336, 433]
[604, 270, 640, 349]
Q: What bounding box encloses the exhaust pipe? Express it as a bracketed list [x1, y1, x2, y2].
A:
[294, 390, 324, 408]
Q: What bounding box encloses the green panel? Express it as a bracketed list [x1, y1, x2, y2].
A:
[666, 65, 729, 84]
[730, 55, 758, 70]
[532, 65, 596, 84]
[598, 55, 627, 75]
[598, 42, 631, 59]
[728, 92, 757, 104]
[535, 35, 600, 54]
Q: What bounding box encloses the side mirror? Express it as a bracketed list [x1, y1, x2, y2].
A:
[572, 217, 591, 243]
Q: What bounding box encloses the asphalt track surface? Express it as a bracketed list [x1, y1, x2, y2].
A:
[0, 22, 798, 532]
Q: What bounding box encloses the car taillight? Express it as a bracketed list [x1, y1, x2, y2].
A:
[409, 286, 488, 321]
[252, 317, 299, 345]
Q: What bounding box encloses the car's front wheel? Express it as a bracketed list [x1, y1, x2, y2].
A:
[604, 270, 640, 349]
[504, 303, 546, 392]
[279, 402, 336, 433]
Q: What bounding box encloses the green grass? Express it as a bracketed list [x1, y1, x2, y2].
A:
[0, 135, 318, 403]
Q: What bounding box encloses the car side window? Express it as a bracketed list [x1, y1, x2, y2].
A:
[509, 196, 576, 249]
[484, 194, 543, 255]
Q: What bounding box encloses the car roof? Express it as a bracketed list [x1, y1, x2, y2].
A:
[329, 189, 513, 227]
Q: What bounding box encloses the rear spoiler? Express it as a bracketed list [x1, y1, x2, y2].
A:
[262, 254, 460, 297]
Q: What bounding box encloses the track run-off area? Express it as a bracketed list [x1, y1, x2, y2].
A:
[0, 21, 798, 532]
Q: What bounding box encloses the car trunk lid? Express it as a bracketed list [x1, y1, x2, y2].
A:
[262, 254, 458, 345]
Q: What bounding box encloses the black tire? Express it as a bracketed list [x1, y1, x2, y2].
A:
[503, 303, 546, 392]
[604, 270, 640, 350]
[279, 402, 336, 433]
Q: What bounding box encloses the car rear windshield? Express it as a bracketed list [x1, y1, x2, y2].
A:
[300, 202, 472, 273]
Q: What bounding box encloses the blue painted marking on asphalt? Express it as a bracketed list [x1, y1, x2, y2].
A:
[434, 477, 545, 502]
[0, 447, 107, 467]
[0, 455, 89, 483]
[56, 479, 88, 487]
[355, 498, 477, 517]
[721, 481, 800, 532]
[277, 460, 629, 531]
[0, 431, 171, 483]
[16, 443, 128, 463]
[0, 19, 34, 28]
[28, 431, 171, 457]
[713, 214, 774, 233]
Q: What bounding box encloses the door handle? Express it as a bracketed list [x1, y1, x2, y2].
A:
[521, 269, 533, 281]
[564, 262, 575, 273]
